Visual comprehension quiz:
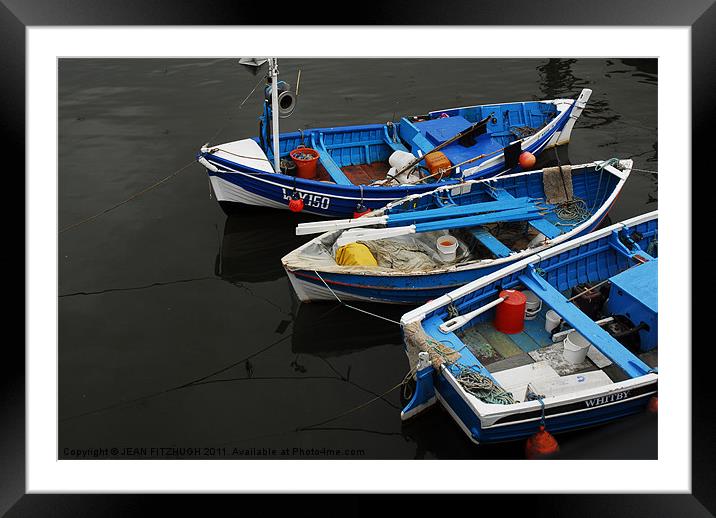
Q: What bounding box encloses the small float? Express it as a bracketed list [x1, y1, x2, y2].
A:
[197, 58, 592, 217]
[282, 159, 632, 304]
[399, 211, 658, 444]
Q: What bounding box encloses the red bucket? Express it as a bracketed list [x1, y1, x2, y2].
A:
[493, 290, 527, 334]
[290, 147, 320, 179]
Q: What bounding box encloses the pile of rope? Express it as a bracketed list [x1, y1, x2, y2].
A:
[456, 366, 516, 405]
[554, 197, 591, 227]
[510, 125, 538, 139]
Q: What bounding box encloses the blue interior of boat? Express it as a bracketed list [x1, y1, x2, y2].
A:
[383, 163, 620, 258]
[258, 100, 558, 185]
[420, 216, 658, 386]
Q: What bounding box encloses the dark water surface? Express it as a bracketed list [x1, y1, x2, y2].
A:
[59, 58, 657, 460]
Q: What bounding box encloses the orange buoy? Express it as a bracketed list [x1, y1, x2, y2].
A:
[518, 151, 536, 170]
[288, 192, 304, 213]
[493, 290, 527, 334]
[647, 396, 658, 413]
[525, 425, 560, 459]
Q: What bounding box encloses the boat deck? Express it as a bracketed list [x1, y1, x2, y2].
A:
[314, 161, 391, 185]
[456, 305, 658, 401]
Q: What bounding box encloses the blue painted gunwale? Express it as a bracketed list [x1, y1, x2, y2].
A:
[401, 212, 658, 443]
[285, 161, 626, 304]
[201, 98, 578, 218]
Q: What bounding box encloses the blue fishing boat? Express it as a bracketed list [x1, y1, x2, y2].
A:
[399, 211, 658, 444]
[197, 59, 592, 217]
[282, 159, 632, 304]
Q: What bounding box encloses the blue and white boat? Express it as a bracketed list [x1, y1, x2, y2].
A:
[399, 211, 658, 444]
[197, 59, 592, 217]
[282, 159, 632, 304]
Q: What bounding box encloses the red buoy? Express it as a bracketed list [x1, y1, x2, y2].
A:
[288, 192, 304, 213]
[647, 396, 658, 413]
[353, 203, 372, 219]
[518, 151, 536, 170]
[493, 290, 527, 334]
[525, 425, 560, 459]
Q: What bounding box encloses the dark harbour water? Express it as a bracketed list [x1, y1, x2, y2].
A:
[59, 58, 657, 461]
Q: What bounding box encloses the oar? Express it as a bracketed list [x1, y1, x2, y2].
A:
[335, 207, 543, 246]
[439, 295, 508, 334]
[406, 136, 530, 186]
[378, 113, 494, 185]
[295, 197, 536, 235]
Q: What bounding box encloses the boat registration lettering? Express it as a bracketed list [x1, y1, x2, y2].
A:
[584, 391, 630, 408]
[282, 189, 330, 210]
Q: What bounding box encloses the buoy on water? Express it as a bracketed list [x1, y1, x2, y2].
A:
[525, 425, 560, 459]
[518, 151, 536, 170]
[647, 396, 658, 413]
[288, 191, 304, 212]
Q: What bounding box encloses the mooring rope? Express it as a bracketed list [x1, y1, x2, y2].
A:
[59, 160, 195, 234]
[312, 270, 402, 325]
[297, 364, 418, 432]
[630, 167, 659, 175]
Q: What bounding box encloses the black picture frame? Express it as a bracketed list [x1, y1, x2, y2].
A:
[4, 0, 709, 515]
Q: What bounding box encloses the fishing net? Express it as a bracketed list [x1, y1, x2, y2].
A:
[359, 232, 471, 271]
[403, 321, 461, 370]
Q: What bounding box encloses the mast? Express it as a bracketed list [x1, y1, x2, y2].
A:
[268, 58, 281, 173]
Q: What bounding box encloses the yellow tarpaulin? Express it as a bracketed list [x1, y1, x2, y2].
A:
[335, 242, 378, 266]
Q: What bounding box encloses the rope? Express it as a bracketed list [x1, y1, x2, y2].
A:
[313, 270, 402, 326]
[554, 198, 591, 227]
[205, 73, 267, 146]
[455, 365, 515, 405]
[630, 167, 658, 175]
[59, 160, 195, 234]
[297, 365, 417, 432]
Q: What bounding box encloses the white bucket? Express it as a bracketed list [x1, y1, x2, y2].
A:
[544, 309, 561, 333]
[436, 235, 458, 262]
[522, 290, 542, 320]
[563, 332, 591, 364]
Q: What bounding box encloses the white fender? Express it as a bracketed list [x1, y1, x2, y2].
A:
[198, 156, 219, 173]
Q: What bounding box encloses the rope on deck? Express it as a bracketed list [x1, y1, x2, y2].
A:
[455, 365, 516, 405]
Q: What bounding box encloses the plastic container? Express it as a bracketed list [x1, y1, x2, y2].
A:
[563, 332, 591, 364]
[522, 290, 542, 320]
[436, 235, 458, 262]
[494, 289, 527, 334]
[290, 147, 320, 179]
[544, 309, 561, 333]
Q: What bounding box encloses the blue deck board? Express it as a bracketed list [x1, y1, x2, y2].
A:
[508, 331, 542, 353]
[522, 311, 557, 348]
